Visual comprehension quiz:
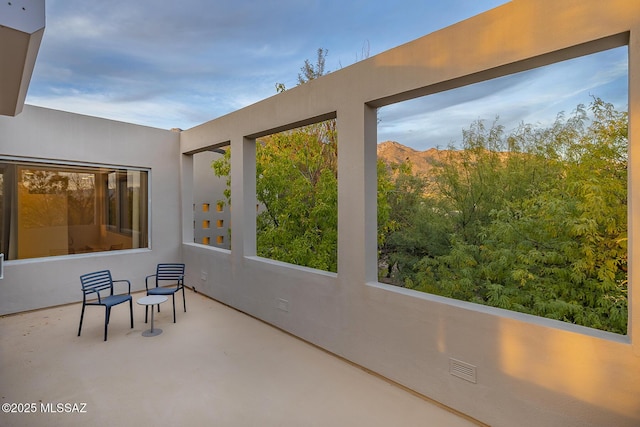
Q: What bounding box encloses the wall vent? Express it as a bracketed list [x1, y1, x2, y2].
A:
[449, 358, 477, 383]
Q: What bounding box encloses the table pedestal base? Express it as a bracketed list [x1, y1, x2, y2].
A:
[142, 328, 162, 337]
[136, 295, 168, 338]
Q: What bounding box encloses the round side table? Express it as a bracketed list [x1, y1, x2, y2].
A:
[137, 295, 168, 337]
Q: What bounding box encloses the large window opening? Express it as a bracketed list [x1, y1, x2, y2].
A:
[195, 146, 230, 250]
[1, 159, 149, 260]
[377, 46, 629, 334]
[255, 119, 338, 272]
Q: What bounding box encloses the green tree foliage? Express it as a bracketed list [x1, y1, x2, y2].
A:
[256, 122, 337, 271]
[213, 48, 338, 271]
[378, 160, 452, 283]
[213, 46, 628, 333]
[276, 47, 329, 92]
[380, 98, 628, 334]
[260, 47, 337, 271]
[211, 148, 231, 208]
[298, 48, 328, 84]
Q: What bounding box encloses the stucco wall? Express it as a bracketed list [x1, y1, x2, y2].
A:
[180, 1, 640, 426]
[0, 105, 182, 314]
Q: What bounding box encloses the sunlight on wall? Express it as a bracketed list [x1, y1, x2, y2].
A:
[498, 321, 638, 416]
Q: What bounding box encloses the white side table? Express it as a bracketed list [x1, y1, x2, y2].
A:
[137, 295, 168, 337]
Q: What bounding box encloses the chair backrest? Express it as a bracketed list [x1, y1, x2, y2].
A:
[80, 270, 113, 296]
[156, 263, 185, 282]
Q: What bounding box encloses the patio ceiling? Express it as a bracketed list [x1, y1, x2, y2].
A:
[0, 0, 45, 117]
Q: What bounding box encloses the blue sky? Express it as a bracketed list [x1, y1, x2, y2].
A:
[378, 47, 628, 149]
[26, 0, 628, 150]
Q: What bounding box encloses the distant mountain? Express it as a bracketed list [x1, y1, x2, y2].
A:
[377, 140, 512, 178]
[377, 141, 452, 176]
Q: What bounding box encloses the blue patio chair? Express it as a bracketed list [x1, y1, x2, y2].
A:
[145, 263, 186, 323]
[78, 270, 133, 341]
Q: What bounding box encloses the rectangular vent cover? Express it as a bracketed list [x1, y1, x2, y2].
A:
[449, 358, 477, 383]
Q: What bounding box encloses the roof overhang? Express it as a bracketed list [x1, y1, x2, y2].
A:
[0, 0, 45, 117]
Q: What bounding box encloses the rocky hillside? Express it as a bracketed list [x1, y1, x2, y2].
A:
[377, 140, 512, 177]
[377, 141, 451, 175]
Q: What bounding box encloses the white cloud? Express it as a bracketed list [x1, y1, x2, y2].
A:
[378, 46, 629, 150]
[26, 0, 532, 131]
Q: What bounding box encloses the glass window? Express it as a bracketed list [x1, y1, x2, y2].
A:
[0, 159, 149, 259]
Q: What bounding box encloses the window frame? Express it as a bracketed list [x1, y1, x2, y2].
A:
[0, 156, 150, 260]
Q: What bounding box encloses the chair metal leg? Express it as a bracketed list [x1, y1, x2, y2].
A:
[145, 305, 148, 323]
[104, 307, 111, 341]
[129, 299, 134, 328]
[182, 287, 186, 313]
[172, 294, 176, 323]
[78, 304, 86, 336]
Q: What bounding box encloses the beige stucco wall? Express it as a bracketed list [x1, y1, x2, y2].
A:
[180, 1, 640, 426]
[0, 105, 182, 313]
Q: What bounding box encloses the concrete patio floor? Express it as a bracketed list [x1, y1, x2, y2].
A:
[0, 289, 483, 427]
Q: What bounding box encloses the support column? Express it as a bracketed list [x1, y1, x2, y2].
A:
[337, 102, 378, 286]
